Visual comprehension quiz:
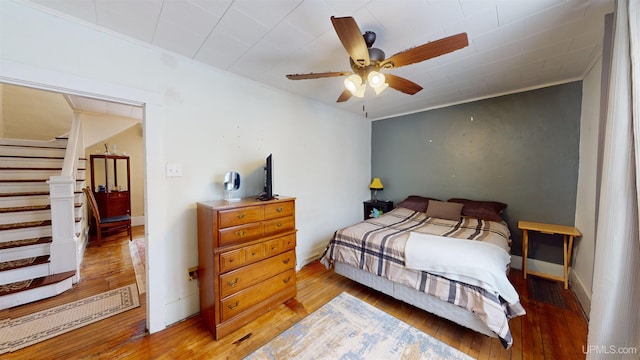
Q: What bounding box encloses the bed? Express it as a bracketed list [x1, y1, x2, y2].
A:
[320, 196, 526, 349]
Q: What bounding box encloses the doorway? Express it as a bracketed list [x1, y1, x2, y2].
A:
[0, 81, 148, 328]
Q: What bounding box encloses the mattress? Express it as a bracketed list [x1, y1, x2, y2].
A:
[320, 207, 526, 348]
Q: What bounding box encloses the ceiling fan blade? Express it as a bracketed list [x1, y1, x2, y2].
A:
[381, 33, 468, 68]
[286, 71, 351, 80]
[330, 16, 370, 67]
[385, 74, 423, 95]
[337, 89, 352, 103]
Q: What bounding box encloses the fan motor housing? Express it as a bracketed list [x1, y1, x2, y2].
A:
[350, 47, 385, 72]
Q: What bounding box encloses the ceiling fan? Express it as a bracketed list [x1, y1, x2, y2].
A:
[286, 16, 469, 103]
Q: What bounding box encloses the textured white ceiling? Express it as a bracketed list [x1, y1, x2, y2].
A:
[25, 0, 614, 120]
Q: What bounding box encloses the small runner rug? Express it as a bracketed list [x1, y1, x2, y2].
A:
[0, 283, 139, 354]
[244, 292, 475, 360]
[128, 237, 146, 295]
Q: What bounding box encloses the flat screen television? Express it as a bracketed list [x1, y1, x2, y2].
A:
[258, 154, 274, 201]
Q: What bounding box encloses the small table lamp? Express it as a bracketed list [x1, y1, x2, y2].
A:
[369, 178, 384, 201]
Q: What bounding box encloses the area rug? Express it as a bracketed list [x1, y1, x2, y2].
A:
[0, 283, 139, 354]
[128, 237, 146, 295]
[245, 292, 475, 360]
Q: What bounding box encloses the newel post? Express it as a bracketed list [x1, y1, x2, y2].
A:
[48, 176, 79, 278]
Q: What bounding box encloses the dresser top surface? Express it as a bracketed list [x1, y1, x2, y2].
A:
[198, 196, 295, 210]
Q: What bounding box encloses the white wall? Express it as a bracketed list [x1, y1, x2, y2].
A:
[1, 1, 370, 332]
[572, 56, 603, 316]
[0, 85, 4, 137]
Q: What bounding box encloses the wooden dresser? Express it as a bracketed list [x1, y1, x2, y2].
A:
[197, 197, 297, 339]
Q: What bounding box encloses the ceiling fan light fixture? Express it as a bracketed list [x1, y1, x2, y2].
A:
[372, 81, 388, 95]
[368, 71, 388, 95]
[367, 71, 384, 86]
[344, 74, 366, 98]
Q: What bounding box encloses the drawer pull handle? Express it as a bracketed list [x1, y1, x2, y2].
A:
[236, 230, 245, 237]
[283, 258, 290, 264]
[251, 252, 256, 256]
[276, 207, 283, 212]
[283, 276, 291, 284]
[229, 259, 234, 263]
[227, 301, 239, 310]
[276, 222, 283, 228]
[237, 213, 245, 219]
[227, 278, 239, 287]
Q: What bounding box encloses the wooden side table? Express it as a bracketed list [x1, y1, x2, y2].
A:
[363, 200, 394, 220]
[518, 220, 581, 289]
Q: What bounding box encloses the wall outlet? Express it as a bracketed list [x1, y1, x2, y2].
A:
[188, 266, 199, 281]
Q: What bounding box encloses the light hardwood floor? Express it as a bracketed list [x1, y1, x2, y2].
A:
[1, 226, 589, 359]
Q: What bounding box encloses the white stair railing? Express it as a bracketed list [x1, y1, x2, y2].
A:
[48, 111, 83, 282]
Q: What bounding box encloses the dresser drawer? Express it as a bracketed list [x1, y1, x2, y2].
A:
[219, 250, 295, 298]
[245, 243, 265, 263]
[109, 191, 129, 199]
[220, 268, 296, 322]
[218, 223, 263, 246]
[264, 201, 294, 219]
[264, 238, 282, 257]
[264, 234, 296, 257]
[219, 248, 246, 273]
[281, 234, 296, 250]
[263, 216, 295, 236]
[218, 206, 263, 228]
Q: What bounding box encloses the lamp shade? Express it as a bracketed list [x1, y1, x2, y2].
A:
[367, 71, 389, 95]
[369, 178, 384, 190]
[344, 74, 366, 98]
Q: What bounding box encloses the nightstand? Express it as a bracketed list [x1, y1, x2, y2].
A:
[363, 200, 394, 220]
[518, 220, 581, 289]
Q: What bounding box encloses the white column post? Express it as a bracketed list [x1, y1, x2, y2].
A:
[48, 176, 79, 278]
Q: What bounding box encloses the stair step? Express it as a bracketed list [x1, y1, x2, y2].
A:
[0, 270, 75, 297]
[0, 236, 52, 251]
[0, 178, 85, 183]
[0, 204, 80, 214]
[0, 209, 51, 226]
[0, 191, 82, 198]
[0, 182, 87, 195]
[0, 255, 49, 273]
[0, 157, 85, 169]
[0, 138, 67, 148]
[0, 225, 52, 242]
[0, 219, 51, 231]
[0, 147, 66, 158]
[0, 204, 50, 213]
[0, 179, 48, 183]
[0, 137, 86, 308]
[0, 191, 49, 197]
[0, 236, 52, 264]
[0, 169, 87, 181]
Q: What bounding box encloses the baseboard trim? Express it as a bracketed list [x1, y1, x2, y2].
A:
[510, 255, 564, 278]
[132, 216, 144, 227]
[511, 255, 591, 318]
[569, 271, 591, 318]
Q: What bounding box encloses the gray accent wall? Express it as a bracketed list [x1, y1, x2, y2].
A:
[372, 82, 582, 263]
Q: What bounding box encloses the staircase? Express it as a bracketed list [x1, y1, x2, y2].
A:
[0, 137, 87, 309]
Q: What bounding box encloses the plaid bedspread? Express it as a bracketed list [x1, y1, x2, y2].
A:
[320, 207, 526, 349]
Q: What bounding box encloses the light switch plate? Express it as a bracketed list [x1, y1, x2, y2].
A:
[166, 163, 183, 177]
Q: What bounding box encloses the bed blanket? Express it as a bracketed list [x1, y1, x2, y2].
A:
[320, 207, 526, 348]
[405, 232, 519, 303]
